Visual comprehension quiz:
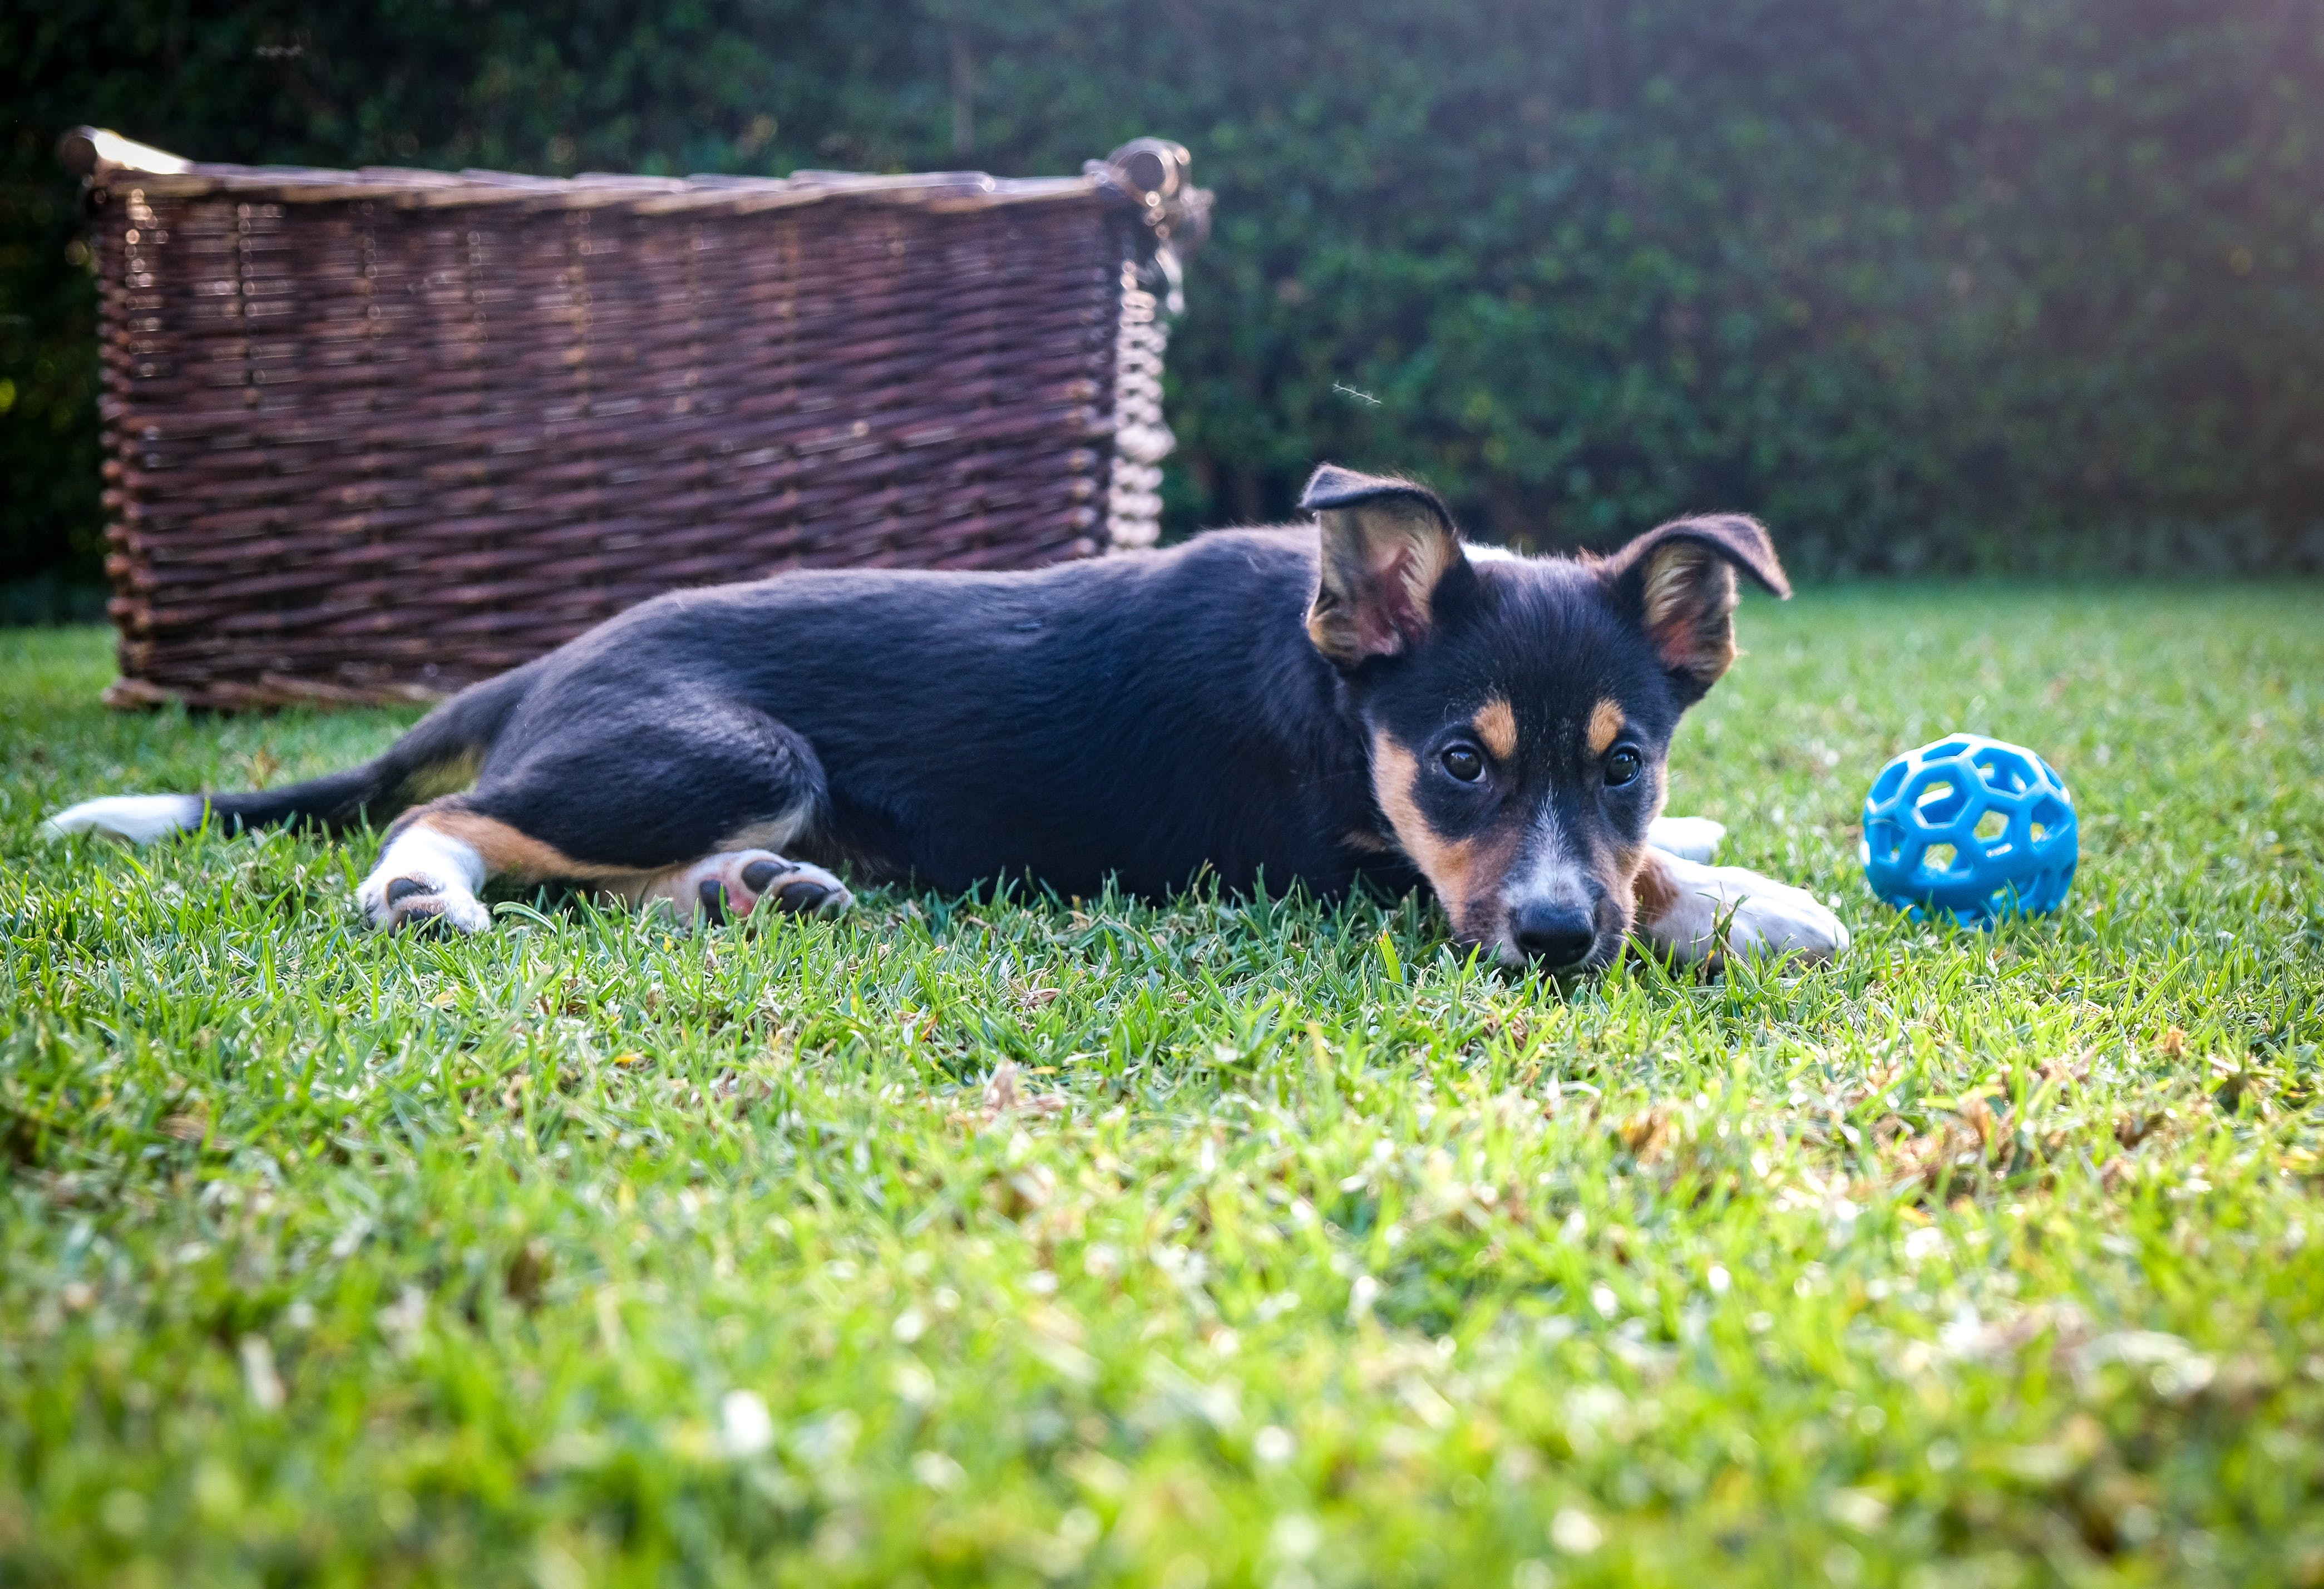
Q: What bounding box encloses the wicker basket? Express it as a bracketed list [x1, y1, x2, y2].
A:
[61, 128, 1208, 709]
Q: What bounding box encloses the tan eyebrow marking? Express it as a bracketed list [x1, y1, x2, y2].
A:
[1587, 699, 1627, 757]
[1471, 697, 1517, 760]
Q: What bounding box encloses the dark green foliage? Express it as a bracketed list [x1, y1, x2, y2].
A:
[5, 0, 2322, 584]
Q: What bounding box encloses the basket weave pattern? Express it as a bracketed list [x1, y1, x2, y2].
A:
[75, 137, 1202, 709]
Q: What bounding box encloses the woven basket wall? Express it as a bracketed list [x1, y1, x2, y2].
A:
[65, 130, 1207, 709]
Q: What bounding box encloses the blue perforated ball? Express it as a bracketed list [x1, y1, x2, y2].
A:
[1861, 734, 2078, 927]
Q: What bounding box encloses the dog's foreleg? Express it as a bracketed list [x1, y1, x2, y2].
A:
[1633, 848, 1849, 968]
[1646, 815, 1726, 863]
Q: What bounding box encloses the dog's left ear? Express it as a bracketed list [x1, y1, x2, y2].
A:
[1300, 465, 1471, 668]
[1596, 514, 1790, 702]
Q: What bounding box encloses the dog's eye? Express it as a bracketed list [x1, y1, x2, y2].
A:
[1440, 743, 1487, 783]
[1603, 746, 1642, 787]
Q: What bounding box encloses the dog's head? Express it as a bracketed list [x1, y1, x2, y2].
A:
[1304, 463, 1789, 970]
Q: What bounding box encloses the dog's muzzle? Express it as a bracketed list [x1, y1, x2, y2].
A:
[1496, 887, 1625, 972]
[1509, 901, 1596, 968]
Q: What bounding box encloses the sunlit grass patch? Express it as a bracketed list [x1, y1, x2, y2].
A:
[2, 586, 2320, 1586]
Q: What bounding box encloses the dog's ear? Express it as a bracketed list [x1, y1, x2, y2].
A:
[1300, 465, 1470, 667]
[1596, 514, 1790, 702]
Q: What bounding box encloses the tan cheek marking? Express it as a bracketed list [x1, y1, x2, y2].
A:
[1472, 697, 1517, 760]
[1371, 735, 1477, 921]
[1370, 733, 1522, 942]
[1631, 847, 1679, 927]
[1595, 838, 1645, 936]
[1587, 699, 1627, 757]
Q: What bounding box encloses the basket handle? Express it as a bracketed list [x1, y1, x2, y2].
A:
[58, 126, 195, 179]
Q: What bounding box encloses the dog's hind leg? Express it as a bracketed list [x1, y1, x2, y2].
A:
[356, 700, 848, 933]
[357, 815, 852, 934]
[358, 817, 495, 934]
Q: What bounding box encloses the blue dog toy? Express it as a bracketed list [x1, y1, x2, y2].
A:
[1862, 734, 2077, 926]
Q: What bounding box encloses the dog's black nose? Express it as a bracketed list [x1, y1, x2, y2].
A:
[1511, 904, 1597, 968]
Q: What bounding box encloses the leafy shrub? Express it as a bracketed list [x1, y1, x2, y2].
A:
[4, 0, 2320, 582]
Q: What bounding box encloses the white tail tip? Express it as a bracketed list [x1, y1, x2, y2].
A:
[43, 794, 203, 845]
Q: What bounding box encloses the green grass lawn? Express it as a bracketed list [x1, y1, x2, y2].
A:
[3, 586, 2321, 1588]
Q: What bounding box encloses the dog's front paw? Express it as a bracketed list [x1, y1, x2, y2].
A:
[1719, 874, 1850, 965]
[1637, 853, 1849, 969]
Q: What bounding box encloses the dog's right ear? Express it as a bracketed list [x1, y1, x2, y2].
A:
[1594, 513, 1789, 704]
[1300, 465, 1469, 668]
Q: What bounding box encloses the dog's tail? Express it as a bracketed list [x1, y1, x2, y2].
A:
[44, 662, 541, 845]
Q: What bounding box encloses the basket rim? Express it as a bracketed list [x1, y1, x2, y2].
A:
[60, 125, 1125, 216]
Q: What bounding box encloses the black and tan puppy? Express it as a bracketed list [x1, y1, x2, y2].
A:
[48, 466, 1847, 970]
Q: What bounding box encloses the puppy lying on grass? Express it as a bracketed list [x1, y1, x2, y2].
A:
[50, 465, 1846, 971]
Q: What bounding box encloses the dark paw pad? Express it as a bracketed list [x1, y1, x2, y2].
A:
[384, 877, 434, 907]
[740, 858, 781, 893]
[773, 879, 832, 914]
[697, 879, 729, 925]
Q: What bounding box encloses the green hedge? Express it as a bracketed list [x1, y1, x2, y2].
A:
[6, 0, 2321, 583]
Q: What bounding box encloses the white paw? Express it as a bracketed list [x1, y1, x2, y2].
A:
[357, 822, 491, 934]
[1640, 854, 1849, 968]
[43, 793, 202, 845]
[1647, 815, 1726, 863]
[652, 851, 853, 927]
[1718, 872, 1850, 964]
[358, 871, 493, 934]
